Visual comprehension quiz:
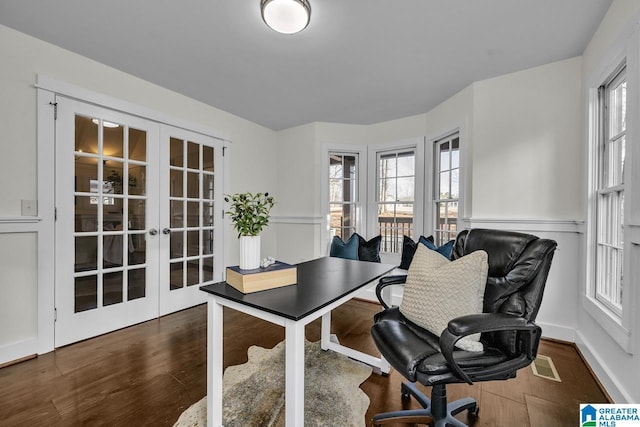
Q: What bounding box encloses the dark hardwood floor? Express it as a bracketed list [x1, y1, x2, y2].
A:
[0, 300, 609, 426]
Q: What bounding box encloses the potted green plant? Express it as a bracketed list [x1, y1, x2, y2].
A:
[225, 192, 275, 269]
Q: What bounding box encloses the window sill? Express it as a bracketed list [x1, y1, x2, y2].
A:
[582, 294, 633, 354]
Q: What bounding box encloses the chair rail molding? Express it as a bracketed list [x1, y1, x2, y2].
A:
[0, 217, 41, 233]
[630, 224, 640, 245]
[462, 218, 584, 234]
[271, 215, 323, 225]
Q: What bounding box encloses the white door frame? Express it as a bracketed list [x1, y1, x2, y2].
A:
[36, 75, 230, 354]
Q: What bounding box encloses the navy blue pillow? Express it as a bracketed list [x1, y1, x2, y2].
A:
[356, 234, 381, 262]
[400, 235, 433, 270]
[399, 235, 454, 269]
[422, 238, 455, 259]
[330, 234, 359, 260]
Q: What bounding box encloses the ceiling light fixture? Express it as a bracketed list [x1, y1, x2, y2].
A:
[261, 0, 311, 35]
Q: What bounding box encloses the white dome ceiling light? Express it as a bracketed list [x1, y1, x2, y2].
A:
[261, 0, 311, 35]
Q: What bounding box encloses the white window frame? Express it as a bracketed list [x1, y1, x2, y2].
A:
[423, 124, 467, 244]
[322, 134, 465, 268]
[321, 144, 367, 254]
[584, 29, 639, 353]
[595, 64, 626, 316]
[328, 151, 361, 239]
[375, 149, 417, 253]
[432, 132, 461, 246]
[367, 139, 424, 264]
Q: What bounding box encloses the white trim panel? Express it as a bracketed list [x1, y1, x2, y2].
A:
[0, 338, 37, 366]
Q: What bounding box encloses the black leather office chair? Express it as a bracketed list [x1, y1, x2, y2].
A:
[371, 229, 557, 427]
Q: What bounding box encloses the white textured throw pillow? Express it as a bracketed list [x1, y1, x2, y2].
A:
[399, 245, 489, 352]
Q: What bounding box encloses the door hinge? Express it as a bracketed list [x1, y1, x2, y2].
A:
[49, 101, 58, 120]
[222, 146, 227, 157]
[222, 209, 225, 219]
[54, 308, 57, 322]
[55, 207, 57, 221]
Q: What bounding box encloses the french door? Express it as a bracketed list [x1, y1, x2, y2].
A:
[54, 97, 224, 347]
[158, 126, 223, 315]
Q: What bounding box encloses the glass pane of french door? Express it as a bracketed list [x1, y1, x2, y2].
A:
[159, 126, 223, 315]
[55, 98, 160, 347]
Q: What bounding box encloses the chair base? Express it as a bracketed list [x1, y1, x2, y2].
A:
[372, 382, 479, 427]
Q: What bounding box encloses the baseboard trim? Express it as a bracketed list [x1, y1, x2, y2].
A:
[0, 353, 36, 369]
[575, 330, 632, 403]
[537, 321, 576, 343]
[0, 337, 37, 367]
[572, 341, 614, 403]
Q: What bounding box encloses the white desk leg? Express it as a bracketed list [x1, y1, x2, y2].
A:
[207, 298, 224, 427]
[285, 320, 305, 427]
[321, 312, 331, 350]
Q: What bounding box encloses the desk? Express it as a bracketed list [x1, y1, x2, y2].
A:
[200, 257, 395, 427]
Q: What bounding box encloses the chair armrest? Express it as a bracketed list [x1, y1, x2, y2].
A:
[447, 313, 530, 336]
[375, 275, 407, 309]
[439, 313, 541, 384]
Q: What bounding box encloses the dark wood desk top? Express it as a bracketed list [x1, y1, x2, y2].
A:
[200, 257, 396, 321]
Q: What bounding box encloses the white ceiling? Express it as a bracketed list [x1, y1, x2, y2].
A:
[0, 0, 612, 130]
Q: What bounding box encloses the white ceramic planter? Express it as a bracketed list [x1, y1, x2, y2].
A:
[239, 235, 261, 270]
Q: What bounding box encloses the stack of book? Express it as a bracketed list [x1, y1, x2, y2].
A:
[225, 261, 297, 293]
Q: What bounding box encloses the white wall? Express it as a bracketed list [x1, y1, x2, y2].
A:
[0, 24, 279, 364]
[472, 57, 584, 220]
[577, 0, 640, 404]
[273, 123, 320, 263]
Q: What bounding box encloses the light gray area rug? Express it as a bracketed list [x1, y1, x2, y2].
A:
[173, 340, 372, 427]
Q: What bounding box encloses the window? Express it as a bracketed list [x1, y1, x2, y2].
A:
[376, 149, 415, 253]
[329, 153, 358, 239]
[325, 138, 446, 260]
[595, 65, 626, 316]
[433, 134, 460, 246]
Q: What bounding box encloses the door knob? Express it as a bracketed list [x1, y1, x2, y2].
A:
[149, 228, 158, 236]
[162, 228, 171, 235]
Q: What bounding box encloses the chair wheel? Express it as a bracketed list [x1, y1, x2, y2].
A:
[470, 405, 480, 417]
[400, 383, 411, 400]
